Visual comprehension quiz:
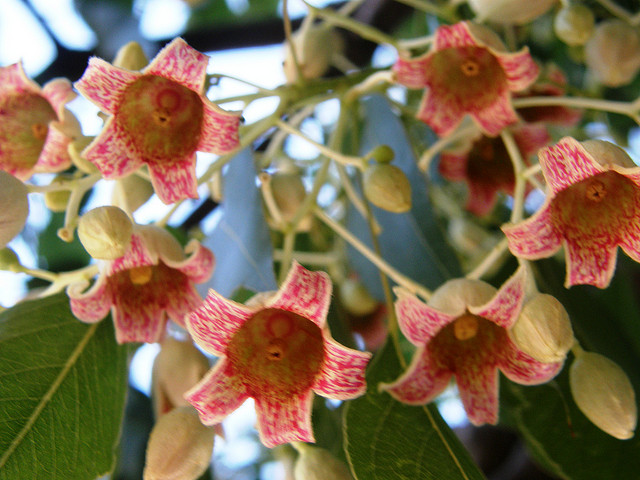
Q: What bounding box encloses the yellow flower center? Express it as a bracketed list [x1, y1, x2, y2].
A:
[129, 265, 153, 285]
[460, 59, 480, 77]
[453, 314, 479, 340]
[585, 179, 606, 202]
[31, 123, 49, 140]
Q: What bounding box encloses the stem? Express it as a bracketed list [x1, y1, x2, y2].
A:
[344, 70, 395, 103]
[465, 238, 509, 280]
[398, 34, 434, 50]
[393, 0, 457, 22]
[336, 163, 382, 234]
[272, 248, 339, 266]
[282, 0, 305, 84]
[57, 173, 102, 243]
[279, 230, 296, 284]
[512, 96, 638, 121]
[418, 124, 478, 172]
[262, 104, 315, 166]
[259, 172, 284, 227]
[207, 73, 275, 94]
[501, 129, 526, 223]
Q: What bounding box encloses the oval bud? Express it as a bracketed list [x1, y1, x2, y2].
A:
[510, 294, 573, 363]
[339, 278, 379, 317]
[428, 278, 496, 316]
[585, 19, 640, 87]
[113, 41, 149, 71]
[0, 171, 29, 249]
[467, 0, 556, 24]
[283, 25, 343, 82]
[270, 172, 308, 223]
[368, 145, 395, 164]
[44, 174, 73, 213]
[581, 139, 636, 169]
[0, 247, 21, 271]
[293, 444, 353, 480]
[144, 406, 214, 480]
[570, 351, 637, 440]
[77, 206, 133, 260]
[554, 4, 595, 46]
[112, 174, 154, 214]
[363, 164, 412, 213]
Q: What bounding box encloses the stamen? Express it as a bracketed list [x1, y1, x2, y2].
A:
[586, 180, 606, 202]
[31, 123, 48, 140]
[453, 314, 479, 341]
[129, 265, 153, 285]
[460, 60, 480, 77]
[152, 109, 171, 127]
[265, 339, 286, 361]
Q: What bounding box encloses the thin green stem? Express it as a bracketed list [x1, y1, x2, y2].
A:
[279, 230, 297, 284]
[207, 73, 275, 94]
[512, 96, 638, 122]
[501, 129, 527, 223]
[57, 173, 102, 242]
[393, 0, 457, 21]
[283, 0, 305, 84]
[418, 124, 478, 172]
[465, 238, 509, 280]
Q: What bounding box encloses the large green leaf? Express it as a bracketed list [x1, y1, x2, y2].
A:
[0, 293, 129, 480]
[344, 340, 486, 480]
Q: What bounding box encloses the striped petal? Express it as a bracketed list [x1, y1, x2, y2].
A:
[145, 38, 208, 93]
[565, 240, 617, 289]
[455, 362, 499, 425]
[393, 56, 429, 89]
[147, 154, 198, 204]
[197, 101, 241, 154]
[168, 239, 215, 284]
[84, 118, 143, 179]
[255, 390, 315, 448]
[470, 90, 518, 136]
[74, 58, 139, 114]
[499, 341, 563, 385]
[495, 48, 539, 92]
[503, 203, 563, 259]
[67, 277, 112, 324]
[312, 338, 370, 400]
[394, 288, 454, 345]
[41, 78, 76, 117]
[470, 266, 526, 329]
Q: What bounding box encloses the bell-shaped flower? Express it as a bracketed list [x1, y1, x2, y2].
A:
[503, 137, 640, 288]
[67, 224, 214, 344]
[439, 123, 550, 216]
[0, 62, 80, 180]
[394, 21, 538, 137]
[74, 38, 241, 204]
[380, 268, 562, 425]
[185, 261, 371, 448]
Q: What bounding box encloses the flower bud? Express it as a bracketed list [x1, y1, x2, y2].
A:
[293, 443, 353, 480]
[363, 164, 411, 213]
[368, 145, 395, 164]
[144, 406, 214, 480]
[44, 174, 72, 213]
[68, 136, 98, 174]
[570, 351, 637, 440]
[339, 277, 379, 317]
[581, 139, 636, 169]
[77, 206, 133, 260]
[554, 4, 595, 46]
[113, 41, 149, 71]
[270, 172, 308, 223]
[0, 247, 21, 271]
[112, 174, 154, 214]
[467, 0, 556, 25]
[152, 337, 210, 418]
[283, 25, 343, 82]
[585, 19, 640, 87]
[510, 294, 573, 363]
[427, 278, 496, 315]
[0, 171, 29, 249]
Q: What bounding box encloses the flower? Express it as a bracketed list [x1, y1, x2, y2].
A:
[394, 21, 539, 137]
[439, 123, 550, 216]
[503, 137, 640, 288]
[67, 224, 214, 344]
[380, 268, 562, 425]
[184, 261, 371, 448]
[74, 38, 241, 204]
[0, 62, 79, 180]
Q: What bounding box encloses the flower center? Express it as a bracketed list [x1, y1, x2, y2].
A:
[265, 339, 286, 361]
[31, 123, 49, 140]
[585, 180, 606, 202]
[453, 314, 479, 340]
[460, 60, 480, 77]
[129, 265, 153, 285]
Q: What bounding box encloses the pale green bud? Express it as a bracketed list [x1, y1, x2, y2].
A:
[0, 171, 29, 249]
[363, 164, 411, 213]
[113, 41, 149, 71]
[468, 0, 556, 25]
[44, 174, 73, 213]
[77, 206, 133, 260]
[283, 25, 343, 82]
[339, 278, 378, 317]
[554, 4, 595, 46]
[112, 174, 154, 214]
[0, 247, 21, 271]
[293, 444, 353, 480]
[368, 145, 395, 164]
[585, 20, 640, 87]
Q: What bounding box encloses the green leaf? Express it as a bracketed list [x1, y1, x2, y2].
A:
[344, 340, 486, 480]
[0, 293, 129, 480]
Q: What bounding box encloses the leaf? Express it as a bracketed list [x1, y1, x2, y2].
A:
[347, 95, 462, 299]
[0, 293, 129, 480]
[200, 149, 277, 297]
[344, 340, 486, 480]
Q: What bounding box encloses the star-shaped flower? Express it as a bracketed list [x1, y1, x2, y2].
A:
[394, 21, 539, 137]
[68, 225, 214, 343]
[74, 38, 241, 204]
[503, 137, 640, 288]
[439, 123, 550, 216]
[380, 268, 562, 425]
[0, 62, 79, 180]
[184, 261, 371, 448]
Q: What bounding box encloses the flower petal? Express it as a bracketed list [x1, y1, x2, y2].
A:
[495, 48, 539, 92]
[266, 261, 331, 328]
[438, 152, 469, 181]
[455, 363, 499, 425]
[145, 38, 208, 93]
[620, 221, 640, 264]
[470, 267, 526, 329]
[393, 56, 429, 89]
[84, 118, 143, 179]
[186, 290, 253, 356]
[498, 341, 563, 385]
[109, 233, 156, 276]
[34, 123, 72, 173]
[148, 155, 198, 204]
[417, 88, 465, 137]
[380, 348, 451, 405]
[67, 277, 112, 323]
[41, 78, 75, 118]
[466, 181, 499, 216]
[185, 358, 249, 426]
[167, 239, 215, 283]
[112, 290, 166, 344]
[163, 278, 204, 328]
[540, 137, 605, 196]
[74, 58, 139, 114]
[470, 90, 518, 136]
[0, 62, 38, 92]
[434, 22, 476, 50]
[197, 101, 241, 154]
[503, 203, 563, 259]
[254, 389, 315, 448]
[565, 240, 617, 288]
[312, 338, 370, 400]
[512, 124, 551, 159]
[394, 288, 454, 345]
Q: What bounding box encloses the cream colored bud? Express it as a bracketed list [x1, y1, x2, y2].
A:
[112, 174, 154, 214]
[271, 172, 307, 223]
[283, 25, 343, 82]
[0, 171, 29, 249]
[428, 278, 496, 316]
[510, 294, 573, 363]
[144, 406, 214, 480]
[468, 0, 556, 24]
[77, 206, 133, 260]
[68, 136, 98, 174]
[152, 337, 210, 418]
[339, 278, 379, 317]
[113, 41, 149, 71]
[0, 247, 21, 271]
[570, 351, 637, 440]
[363, 164, 412, 213]
[44, 174, 73, 213]
[554, 4, 595, 46]
[293, 443, 353, 480]
[585, 20, 640, 87]
[581, 140, 636, 169]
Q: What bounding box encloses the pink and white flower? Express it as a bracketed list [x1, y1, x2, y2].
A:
[68, 225, 214, 344]
[503, 137, 640, 289]
[185, 261, 371, 448]
[74, 38, 241, 204]
[0, 62, 79, 180]
[439, 123, 550, 216]
[380, 268, 562, 425]
[394, 21, 539, 137]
